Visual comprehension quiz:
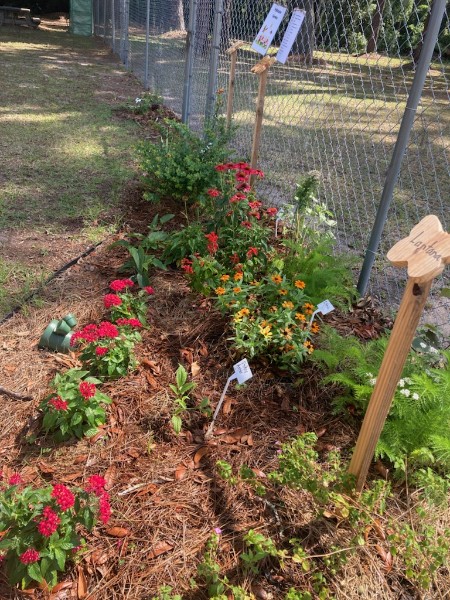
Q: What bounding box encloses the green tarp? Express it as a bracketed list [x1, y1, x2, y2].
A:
[69, 0, 92, 36]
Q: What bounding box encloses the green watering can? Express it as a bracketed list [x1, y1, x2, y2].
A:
[38, 314, 77, 353]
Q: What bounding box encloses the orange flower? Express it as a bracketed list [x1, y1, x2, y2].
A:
[278, 289, 288, 296]
[303, 340, 314, 354]
[284, 344, 294, 352]
[303, 302, 314, 315]
[295, 280, 306, 289]
[234, 272, 243, 281]
[269, 306, 278, 313]
[311, 322, 320, 333]
[295, 313, 306, 322]
[282, 301, 294, 310]
[215, 287, 226, 296]
[233, 287, 242, 293]
[220, 274, 230, 282]
[271, 274, 282, 284]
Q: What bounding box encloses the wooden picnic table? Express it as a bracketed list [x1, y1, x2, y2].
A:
[0, 6, 40, 28]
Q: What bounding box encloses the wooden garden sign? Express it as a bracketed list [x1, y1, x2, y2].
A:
[348, 215, 450, 491]
[250, 56, 276, 183]
[226, 41, 244, 127]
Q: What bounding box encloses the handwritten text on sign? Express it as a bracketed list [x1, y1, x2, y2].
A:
[252, 3, 287, 56]
[276, 9, 306, 64]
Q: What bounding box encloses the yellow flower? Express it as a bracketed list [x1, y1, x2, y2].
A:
[282, 301, 294, 310]
[295, 280, 306, 289]
[220, 274, 230, 282]
[269, 306, 278, 313]
[271, 274, 282, 284]
[260, 320, 272, 329]
[303, 302, 314, 315]
[282, 327, 293, 339]
[234, 272, 243, 281]
[295, 313, 306, 322]
[279, 289, 288, 296]
[250, 280, 260, 286]
[303, 340, 314, 354]
[215, 287, 226, 296]
[311, 322, 320, 333]
[233, 287, 242, 294]
[259, 324, 272, 338]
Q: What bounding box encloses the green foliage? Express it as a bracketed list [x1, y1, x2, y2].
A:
[103, 280, 155, 326]
[151, 586, 183, 600]
[0, 478, 106, 589]
[169, 364, 210, 434]
[241, 530, 286, 574]
[113, 214, 174, 286]
[39, 369, 111, 441]
[128, 92, 164, 115]
[138, 119, 231, 204]
[312, 328, 450, 477]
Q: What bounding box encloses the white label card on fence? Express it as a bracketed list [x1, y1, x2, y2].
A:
[233, 359, 253, 384]
[251, 3, 287, 56]
[276, 9, 306, 64]
[317, 300, 335, 315]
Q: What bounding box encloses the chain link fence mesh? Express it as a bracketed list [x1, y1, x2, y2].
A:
[94, 0, 450, 340]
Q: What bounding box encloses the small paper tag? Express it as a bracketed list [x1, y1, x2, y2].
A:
[317, 300, 335, 315]
[251, 3, 287, 56]
[233, 359, 253, 384]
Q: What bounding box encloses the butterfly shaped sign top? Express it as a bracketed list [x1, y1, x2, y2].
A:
[387, 215, 450, 282]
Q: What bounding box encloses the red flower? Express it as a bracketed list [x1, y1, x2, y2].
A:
[230, 193, 246, 203]
[249, 168, 264, 178]
[234, 162, 250, 169]
[266, 207, 278, 216]
[99, 492, 112, 524]
[214, 164, 228, 172]
[38, 506, 60, 537]
[104, 294, 122, 309]
[20, 549, 40, 565]
[8, 473, 22, 486]
[51, 484, 75, 511]
[85, 475, 107, 496]
[241, 221, 252, 229]
[205, 231, 219, 254]
[79, 382, 96, 399]
[95, 347, 108, 356]
[144, 286, 154, 295]
[49, 396, 68, 411]
[98, 322, 119, 339]
[235, 172, 249, 182]
[207, 188, 220, 197]
[110, 279, 134, 292]
[181, 258, 194, 275]
[230, 253, 240, 265]
[116, 318, 142, 328]
[236, 183, 252, 192]
[249, 211, 261, 219]
[246, 247, 258, 258]
[248, 200, 262, 209]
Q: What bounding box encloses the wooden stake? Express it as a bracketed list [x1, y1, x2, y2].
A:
[226, 41, 244, 128]
[250, 56, 276, 184]
[349, 215, 450, 491]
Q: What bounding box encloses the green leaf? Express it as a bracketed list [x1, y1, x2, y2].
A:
[441, 288, 450, 299]
[54, 547, 66, 571]
[27, 562, 43, 583]
[171, 415, 182, 434]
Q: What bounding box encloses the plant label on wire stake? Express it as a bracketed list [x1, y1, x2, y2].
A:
[308, 299, 335, 328]
[205, 359, 253, 439]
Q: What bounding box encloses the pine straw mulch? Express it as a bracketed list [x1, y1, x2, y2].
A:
[0, 197, 448, 600]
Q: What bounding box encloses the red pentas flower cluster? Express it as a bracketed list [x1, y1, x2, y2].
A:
[104, 294, 122, 309]
[8, 473, 22, 486]
[116, 318, 142, 328]
[20, 549, 40, 565]
[49, 396, 69, 411]
[85, 475, 111, 525]
[181, 258, 194, 274]
[214, 162, 264, 179]
[205, 231, 219, 254]
[109, 279, 134, 292]
[51, 484, 75, 511]
[38, 506, 61, 537]
[70, 321, 119, 346]
[79, 381, 96, 400]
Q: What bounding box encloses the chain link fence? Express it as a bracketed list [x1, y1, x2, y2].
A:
[93, 0, 450, 340]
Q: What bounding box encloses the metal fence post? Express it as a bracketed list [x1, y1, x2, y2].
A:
[103, 0, 106, 37]
[111, 0, 116, 52]
[182, 0, 198, 125]
[144, 0, 150, 89]
[357, 0, 448, 296]
[205, 0, 224, 123]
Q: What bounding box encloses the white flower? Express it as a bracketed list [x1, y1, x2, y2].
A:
[420, 342, 427, 348]
[135, 97, 142, 104]
[399, 379, 405, 387]
[412, 393, 420, 400]
[400, 389, 411, 397]
[369, 378, 377, 386]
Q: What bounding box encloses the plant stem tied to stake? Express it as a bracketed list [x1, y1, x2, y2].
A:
[349, 215, 450, 491]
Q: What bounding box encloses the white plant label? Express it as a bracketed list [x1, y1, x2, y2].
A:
[233, 358, 253, 384]
[276, 9, 306, 64]
[252, 3, 287, 56]
[317, 300, 335, 315]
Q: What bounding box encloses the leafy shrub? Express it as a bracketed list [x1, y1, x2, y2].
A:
[138, 120, 232, 204]
[0, 475, 111, 589]
[104, 278, 155, 325]
[312, 328, 450, 476]
[40, 369, 111, 440]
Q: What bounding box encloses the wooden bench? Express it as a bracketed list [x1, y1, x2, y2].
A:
[0, 6, 41, 28]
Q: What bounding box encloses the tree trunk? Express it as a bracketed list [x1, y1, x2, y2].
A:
[167, 0, 186, 31]
[366, 0, 386, 53]
[293, 0, 315, 64]
[412, 2, 432, 64]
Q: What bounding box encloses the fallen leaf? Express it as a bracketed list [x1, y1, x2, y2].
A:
[50, 579, 73, 595]
[136, 483, 158, 496]
[74, 455, 88, 465]
[89, 431, 107, 444]
[144, 371, 159, 389]
[77, 567, 87, 599]
[104, 465, 116, 490]
[106, 527, 130, 538]
[375, 460, 389, 478]
[184, 430, 194, 444]
[375, 544, 393, 572]
[219, 428, 248, 444]
[141, 358, 161, 375]
[193, 446, 210, 468]
[175, 465, 187, 480]
[61, 472, 83, 482]
[251, 468, 266, 479]
[147, 541, 173, 559]
[315, 428, 327, 438]
[91, 549, 109, 566]
[191, 361, 201, 377]
[180, 348, 194, 364]
[245, 434, 254, 446]
[127, 448, 140, 459]
[222, 396, 234, 415]
[199, 342, 208, 357]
